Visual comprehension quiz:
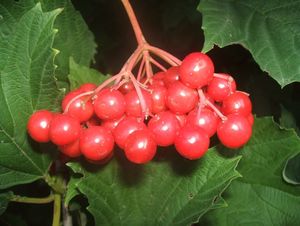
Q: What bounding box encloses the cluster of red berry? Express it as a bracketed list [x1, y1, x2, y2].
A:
[27, 52, 253, 164]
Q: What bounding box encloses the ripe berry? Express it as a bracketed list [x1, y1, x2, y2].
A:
[101, 116, 125, 132]
[80, 126, 114, 161]
[152, 72, 166, 86]
[125, 89, 152, 117]
[148, 111, 180, 146]
[248, 114, 254, 126]
[27, 110, 53, 142]
[94, 88, 126, 120]
[175, 125, 210, 160]
[166, 81, 198, 114]
[217, 114, 252, 148]
[164, 66, 180, 87]
[186, 108, 219, 137]
[124, 129, 157, 164]
[119, 81, 134, 94]
[150, 84, 167, 114]
[59, 139, 81, 158]
[63, 96, 94, 122]
[179, 52, 214, 89]
[207, 74, 236, 101]
[113, 116, 146, 148]
[79, 83, 97, 92]
[222, 91, 252, 116]
[61, 89, 81, 111]
[49, 114, 81, 145]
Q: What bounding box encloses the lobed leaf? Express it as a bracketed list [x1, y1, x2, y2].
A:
[198, 0, 300, 87]
[200, 117, 300, 225]
[67, 149, 241, 226]
[0, 3, 61, 189]
[68, 58, 109, 90]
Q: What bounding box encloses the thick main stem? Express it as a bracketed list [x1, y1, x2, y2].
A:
[121, 0, 146, 45]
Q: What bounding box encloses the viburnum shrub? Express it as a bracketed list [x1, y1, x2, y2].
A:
[27, 0, 253, 165]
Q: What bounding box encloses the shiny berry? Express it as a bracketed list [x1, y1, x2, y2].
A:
[27, 110, 53, 142]
[59, 139, 81, 158]
[148, 111, 180, 146]
[49, 114, 81, 145]
[124, 129, 157, 164]
[164, 66, 180, 87]
[80, 126, 114, 161]
[119, 81, 134, 94]
[79, 83, 97, 92]
[207, 74, 236, 101]
[222, 91, 252, 116]
[150, 84, 167, 114]
[94, 88, 126, 120]
[186, 108, 219, 137]
[113, 116, 146, 148]
[179, 52, 214, 88]
[125, 89, 152, 117]
[152, 72, 166, 86]
[63, 95, 94, 122]
[166, 81, 198, 114]
[175, 125, 210, 160]
[217, 114, 252, 148]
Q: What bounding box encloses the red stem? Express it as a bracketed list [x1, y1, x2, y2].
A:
[121, 0, 146, 45]
[150, 57, 167, 71]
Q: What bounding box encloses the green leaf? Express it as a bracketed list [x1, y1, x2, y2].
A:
[200, 117, 300, 225]
[68, 149, 241, 226]
[0, 0, 97, 88]
[0, 3, 61, 189]
[65, 173, 81, 206]
[0, 192, 13, 216]
[68, 58, 109, 90]
[283, 152, 300, 185]
[280, 105, 300, 135]
[37, 0, 97, 87]
[198, 0, 300, 87]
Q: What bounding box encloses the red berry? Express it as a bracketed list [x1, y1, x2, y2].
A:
[79, 83, 97, 92]
[148, 111, 180, 146]
[222, 91, 252, 116]
[207, 74, 236, 101]
[119, 81, 134, 94]
[94, 88, 126, 120]
[63, 95, 94, 123]
[179, 52, 214, 89]
[247, 114, 254, 126]
[27, 110, 53, 142]
[124, 129, 157, 164]
[80, 126, 114, 161]
[152, 72, 166, 86]
[87, 151, 114, 165]
[101, 116, 125, 132]
[59, 139, 81, 158]
[61, 89, 81, 111]
[186, 108, 219, 137]
[150, 84, 167, 114]
[166, 81, 198, 114]
[113, 116, 146, 148]
[164, 66, 180, 87]
[175, 125, 210, 160]
[125, 89, 152, 117]
[49, 114, 81, 145]
[217, 114, 252, 148]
